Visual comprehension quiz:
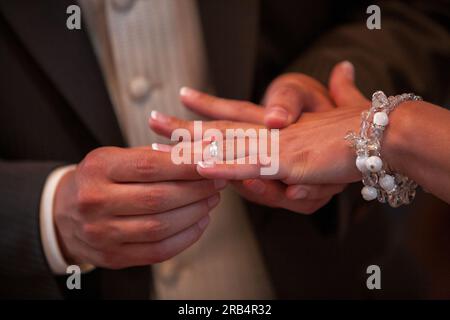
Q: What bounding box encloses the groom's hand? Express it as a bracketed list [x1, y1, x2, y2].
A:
[262, 72, 335, 128]
[53, 146, 226, 269]
[177, 69, 339, 128]
[263, 60, 361, 128]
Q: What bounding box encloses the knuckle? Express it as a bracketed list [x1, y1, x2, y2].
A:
[80, 147, 113, 173]
[133, 154, 158, 177]
[103, 221, 123, 243]
[138, 187, 169, 212]
[272, 73, 303, 88]
[69, 209, 85, 226]
[80, 223, 103, 244]
[272, 83, 299, 98]
[76, 188, 104, 214]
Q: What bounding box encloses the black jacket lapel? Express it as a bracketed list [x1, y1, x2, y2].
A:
[0, 0, 124, 147]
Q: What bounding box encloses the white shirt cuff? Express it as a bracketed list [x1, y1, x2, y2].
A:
[39, 165, 95, 275]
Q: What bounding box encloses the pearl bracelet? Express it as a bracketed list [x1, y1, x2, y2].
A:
[345, 91, 422, 207]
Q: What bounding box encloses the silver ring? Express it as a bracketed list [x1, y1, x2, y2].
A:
[208, 139, 218, 158]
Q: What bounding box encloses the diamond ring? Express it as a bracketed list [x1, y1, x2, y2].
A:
[208, 137, 219, 158]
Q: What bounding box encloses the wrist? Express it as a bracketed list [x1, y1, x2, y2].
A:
[40, 165, 78, 274]
[53, 168, 80, 265]
[383, 100, 422, 176]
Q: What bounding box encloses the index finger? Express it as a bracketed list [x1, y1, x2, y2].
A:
[264, 81, 305, 128]
[180, 87, 265, 124]
[148, 111, 265, 140]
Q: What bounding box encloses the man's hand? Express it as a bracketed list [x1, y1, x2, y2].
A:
[53, 146, 226, 269]
[178, 63, 353, 128]
[262, 72, 335, 128]
[263, 60, 361, 128]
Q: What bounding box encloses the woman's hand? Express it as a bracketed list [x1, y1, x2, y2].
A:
[149, 105, 367, 213]
[191, 106, 365, 184]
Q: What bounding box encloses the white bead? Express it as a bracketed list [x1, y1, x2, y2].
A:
[356, 155, 369, 172]
[365, 156, 383, 172]
[361, 186, 378, 201]
[379, 174, 396, 192]
[373, 112, 389, 126]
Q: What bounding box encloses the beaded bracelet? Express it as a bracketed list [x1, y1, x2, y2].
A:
[345, 91, 422, 207]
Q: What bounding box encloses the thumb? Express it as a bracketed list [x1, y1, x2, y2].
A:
[328, 61, 368, 108]
[263, 81, 304, 129]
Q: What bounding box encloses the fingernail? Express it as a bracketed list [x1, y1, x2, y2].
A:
[151, 143, 172, 152]
[292, 187, 308, 199]
[244, 179, 266, 195]
[179, 86, 198, 98]
[340, 60, 354, 81]
[207, 194, 220, 208]
[198, 160, 215, 168]
[198, 215, 210, 230]
[266, 106, 289, 124]
[214, 179, 227, 190]
[150, 110, 170, 124]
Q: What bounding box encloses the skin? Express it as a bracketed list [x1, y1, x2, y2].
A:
[150, 62, 450, 208]
[53, 63, 354, 266]
[149, 61, 363, 213]
[54, 61, 450, 268]
[150, 104, 364, 213]
[54, 146, 227, 268]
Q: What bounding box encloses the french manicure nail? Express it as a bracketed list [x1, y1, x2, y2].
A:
[151, 143, 172, 152]
[197, 215, 210, 229]
[293, 187, 308, 199]
[214, 179, 227, 190]
[179, 86, 198, 97]
[207, 194, 220, 208]
[150, 110, 170, 123]
[198, 160, 215, 168]
[340, 60, 355, 81]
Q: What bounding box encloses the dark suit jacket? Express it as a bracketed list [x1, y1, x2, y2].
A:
[0, 0, 449, 299]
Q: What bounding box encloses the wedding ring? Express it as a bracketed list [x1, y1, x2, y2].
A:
[209, 139, 218, 158]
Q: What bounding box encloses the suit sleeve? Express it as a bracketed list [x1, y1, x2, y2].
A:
[287, 0, 450, 106]
[0, 160, 64, 298]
